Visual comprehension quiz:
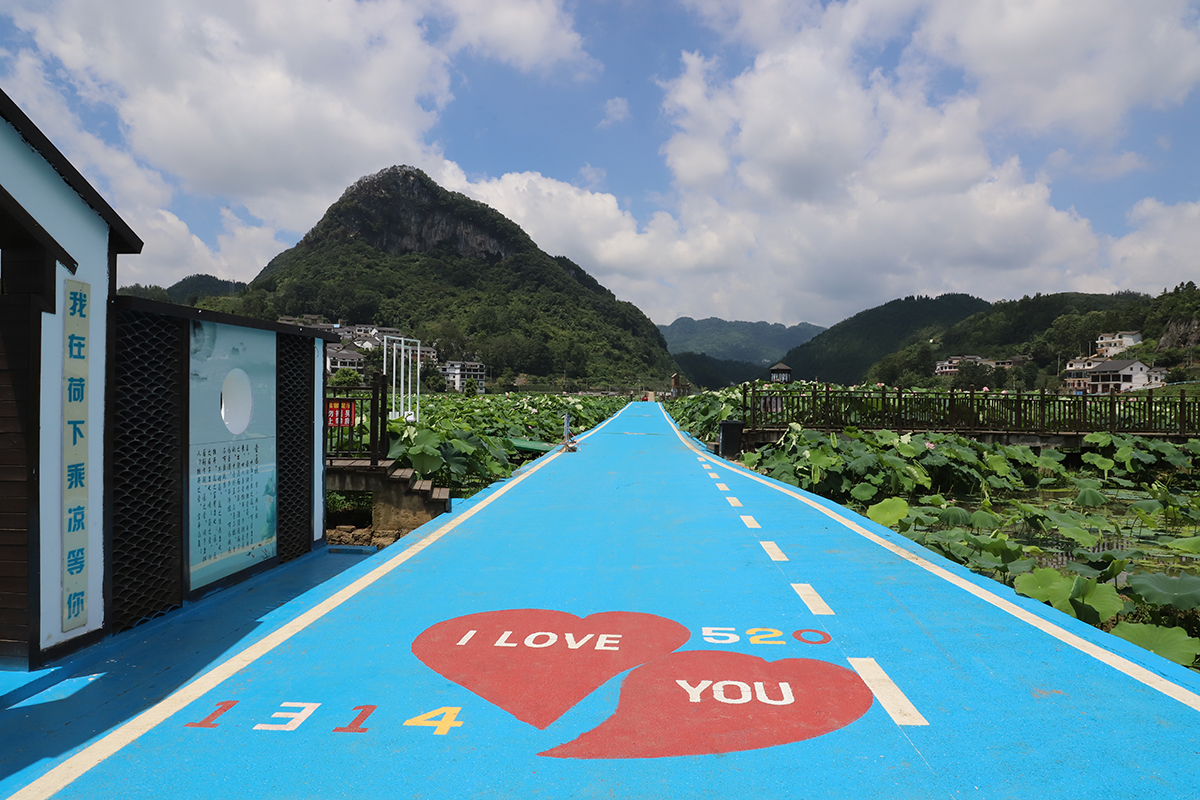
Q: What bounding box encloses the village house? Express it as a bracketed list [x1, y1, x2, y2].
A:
[440, 360, 486, 393]
[1063, 358, 1166, 394]
[1096, 331, 1142, 358]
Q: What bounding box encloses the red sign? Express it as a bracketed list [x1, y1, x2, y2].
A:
[326, 400, 356, 427]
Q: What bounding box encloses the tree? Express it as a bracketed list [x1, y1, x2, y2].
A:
[422, 370, 447, 393]
[329, 368, 362, 387]
[463, 378, 479, 395]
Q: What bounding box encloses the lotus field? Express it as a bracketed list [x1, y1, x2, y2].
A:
[384, 393, 629, 492]
[667, 387, 1200, 670]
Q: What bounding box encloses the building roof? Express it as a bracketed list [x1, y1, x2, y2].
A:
[770, 362, 791, 371]
[0, 86, 142, 255]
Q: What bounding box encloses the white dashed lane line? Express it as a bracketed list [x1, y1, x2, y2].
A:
[725, 497, 743, 507]
[791, 583, 834, 615]
[847, 658, 929, 726]
[758, 540, 786, 560]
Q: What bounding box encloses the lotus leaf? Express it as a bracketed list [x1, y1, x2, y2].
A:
[1056, 526, 1099, 547]
[938, 506, 973, 527]
[1015, 568, 1066, 602]
[850, 482, 878, 502]
[969, 510, 1002, 530]
[867, 497, 909, 528]
[1166, 536, 1200, 554]
[1111, 622, 1200, 665]
[1073, 488, 1108, 507]
[1125, 573, 1200, 610]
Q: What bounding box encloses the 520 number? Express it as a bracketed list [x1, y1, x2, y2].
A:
[701, 627, 786, 645]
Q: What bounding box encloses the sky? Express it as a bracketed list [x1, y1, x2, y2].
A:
[3, 0, 1200, 328]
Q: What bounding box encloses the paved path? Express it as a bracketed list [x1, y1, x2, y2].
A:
[4, 402, 1200, 798]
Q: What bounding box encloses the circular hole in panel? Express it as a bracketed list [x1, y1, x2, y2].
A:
[220, 368, 253, 435]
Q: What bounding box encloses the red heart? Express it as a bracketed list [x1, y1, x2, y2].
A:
[411, 609, 690, 729]
[540, 650, 874, 758]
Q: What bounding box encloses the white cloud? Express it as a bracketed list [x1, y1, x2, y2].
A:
[598, 96, 630, 127]
[4, 0, 1199, 328]
[3, 0, 595, 288]
[577, 163, 606, 190]
[437, 0, 597, 75]
[912, 0, 1200, 137]
[1109, 198, 1200, 293]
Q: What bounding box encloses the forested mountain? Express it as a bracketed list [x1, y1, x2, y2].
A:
[118, 274, 248, 304]
[778, 294, 992, 384]
[658, 317, 824, 363]
[866, 285, 1200, 389]
[672, 352, 767, 389]
[185, 166, 676, 385]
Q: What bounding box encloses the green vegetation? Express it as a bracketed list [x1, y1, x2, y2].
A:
[198, 166, 674, 386]
[779, 294, 992, 385]
[672, 352, 766, 389]
[117, 273, 246, 305]
[658, 316, 824, 363]
[667, 388, 1200, 669]
[384, 393, 627, 493]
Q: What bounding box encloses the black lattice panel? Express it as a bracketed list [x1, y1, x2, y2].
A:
[276, 334, 314, 563]
[111, 311, 185, 632]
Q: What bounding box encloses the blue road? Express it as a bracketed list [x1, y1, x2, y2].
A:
[4, 402, 1200, 798]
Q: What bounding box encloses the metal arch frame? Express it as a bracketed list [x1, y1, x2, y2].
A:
[382, 335, 423, 423]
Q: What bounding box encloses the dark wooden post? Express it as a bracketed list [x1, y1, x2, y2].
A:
[949, 387, 956, 431]
[369, 377, 381, 466]
[1181, 388, 1188, 437]
[968, 387, 975, 432]
[1109, 387, 1117, 433]
[1039, 388, 1047, 433]
[824, 384, 832, 435]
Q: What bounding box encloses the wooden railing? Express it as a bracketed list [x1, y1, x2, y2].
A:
[743, 384, 1199, 437]
[325, 379, 388, 464]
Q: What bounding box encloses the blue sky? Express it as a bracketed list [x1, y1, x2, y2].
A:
[3, 1, 1200, 327]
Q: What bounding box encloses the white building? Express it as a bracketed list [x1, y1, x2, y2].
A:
[1064, 358, 1166, 394]
[1096, 332, 1142, 358]
[326, 341, 365, 375]
[440, 361, 487, 393]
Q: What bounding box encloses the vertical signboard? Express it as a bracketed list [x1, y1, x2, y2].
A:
[188, 321, 277, 590]
[61, 280, 90, 631]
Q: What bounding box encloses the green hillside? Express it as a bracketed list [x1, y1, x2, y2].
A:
[866, 285, 1200, 389]
[778, 294, 992, 384]
[198, 166, 677, 386]
[658, 317, 824, 363]
[673, 352, 766, 389]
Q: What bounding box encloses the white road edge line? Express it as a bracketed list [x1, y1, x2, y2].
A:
[792, 583, 835, 615]
[7, 404, 634, 800]
[656, 403, 1200, 715]
[759, 540, 787, 561]
[847, 657, 929, 726]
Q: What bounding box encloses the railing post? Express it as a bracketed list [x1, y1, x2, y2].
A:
[1182, 388, 1188, 437]
[948, 388, 956, 431]
[968, 387, 975, 432]
[369, 377, 381, 467]
[824, 384, 832, 435]
[1039, 388, 1046, 433]
[742, 383, 749, 429]
[1109, 388, 1117, 433]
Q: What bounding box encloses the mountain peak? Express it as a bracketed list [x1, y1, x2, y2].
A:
[286, 165, 536, 266]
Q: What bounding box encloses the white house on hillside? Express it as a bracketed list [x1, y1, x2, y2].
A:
[440, 361, 486, 393]
[1096, 331, 1142, 358]
[1064, 358, 1166, 394]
